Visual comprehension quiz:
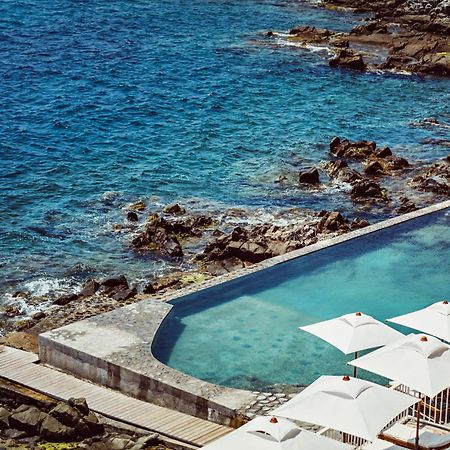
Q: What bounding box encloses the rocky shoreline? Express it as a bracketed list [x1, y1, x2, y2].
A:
[266, 0, 450, 76]
[1, 136, 448, 357]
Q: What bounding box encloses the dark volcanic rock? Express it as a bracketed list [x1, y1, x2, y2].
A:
[99, 275, 129, 289]
[299, 167, 320, 184]
[112, 286, 137, 302]
[329, 49, 367, 70]
[330, 138, 376, 160]
[68, 398, 90, 417]
[163, 203, 186, 215]
[397, 197, 417, 213]
[78, 279, 100, 298]
[376, 146, 392, 158]
[365, 160, 385, 176]
[127, 211, 139, 222]
[131, 213, 213, 257]
[350, 179, 386, 200]
[318, 211, 349, 232]
[53, 294, 79, 306]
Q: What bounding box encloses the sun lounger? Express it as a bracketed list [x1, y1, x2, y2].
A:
[379, 423, 450, 450]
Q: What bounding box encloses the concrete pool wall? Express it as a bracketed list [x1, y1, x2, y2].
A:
[39, 200, 450, 425]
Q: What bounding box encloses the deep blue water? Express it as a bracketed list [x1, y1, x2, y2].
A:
[0, 0, 449, 298]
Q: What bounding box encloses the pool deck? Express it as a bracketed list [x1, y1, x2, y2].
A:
[39, 200, 450, 426]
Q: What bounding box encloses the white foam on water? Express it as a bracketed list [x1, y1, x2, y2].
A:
[22, 277, 74, 297]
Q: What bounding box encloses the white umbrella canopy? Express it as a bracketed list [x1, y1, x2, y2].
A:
[271, 375, 419, 442]
[299, 312, 404, 355]
[387, 300, 450, 342]
[349, 333, 450, 398]
[201, 415, 352, 449]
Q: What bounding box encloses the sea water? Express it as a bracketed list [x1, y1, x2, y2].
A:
[1, 0, 449, 297]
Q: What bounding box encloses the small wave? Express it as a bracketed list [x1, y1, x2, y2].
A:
[22, 277, 75, 297]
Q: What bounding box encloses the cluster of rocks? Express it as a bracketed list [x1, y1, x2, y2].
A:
[54, 275, 138, 308]
[268, 5, 450, 77]
[410, 159, 450, 196]
[131, 211, 213, 257]
[1, 397, 103, 442]
[196, 210, 369, 276]
[327, 136, 410, 202]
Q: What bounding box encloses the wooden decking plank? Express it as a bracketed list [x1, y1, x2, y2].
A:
[182, 422, 224, 440]
[0, 347, 233, 447]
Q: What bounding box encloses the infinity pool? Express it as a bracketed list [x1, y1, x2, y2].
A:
[152, 209, 450, 390]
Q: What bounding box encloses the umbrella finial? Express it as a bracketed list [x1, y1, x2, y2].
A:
[343, 375, 351, 381]
[356, 312, 362, 316]
[420, 336, 428, 342]
[443, 300, 449, 305]
[270, 417, 278, 423]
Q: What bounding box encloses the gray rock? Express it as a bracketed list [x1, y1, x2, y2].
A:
[9, 405, 46, 435]
[68, 397, 90, 416]
[109, 437, 135, 449]
[40, 414, 76, 442]
[0, 406, 10, 429]
[49, 402, 83, 428]
[83, 410, 104, 435]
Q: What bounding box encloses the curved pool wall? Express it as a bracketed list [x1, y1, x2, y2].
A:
[39, 200, 450, 426]
[153, 202, 450, 390]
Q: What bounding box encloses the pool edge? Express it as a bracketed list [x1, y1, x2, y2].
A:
[38, 200, 450, 426]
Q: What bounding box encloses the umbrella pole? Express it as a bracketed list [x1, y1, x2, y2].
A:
[415, 399, 423, 450]
[353, 352, 358, 378]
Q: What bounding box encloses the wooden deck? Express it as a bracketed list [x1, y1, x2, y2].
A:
[0, 346, 232, 447]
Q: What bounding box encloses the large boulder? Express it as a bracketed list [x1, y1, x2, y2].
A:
[299, 167, 320, 184]
[0, 406, 10, 429]
[113, 286, 138, 302]
[49, 402, 83, 429]
[68, 397, 90, 416]
[350, 180, 386, 200]
[9, 405, 47, 435]
[78, 279, 100, 298]
[53, 293, 79, 306]
[329, 49, 367, 70]
[365, 160, 385, 176]
[39, 414, 76, 442]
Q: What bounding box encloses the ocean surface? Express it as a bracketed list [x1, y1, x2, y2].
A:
[1, 0, 449, 300]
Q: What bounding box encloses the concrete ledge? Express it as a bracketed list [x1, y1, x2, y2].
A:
[39, 299, 254, 426]
[39, 200, 450, 425]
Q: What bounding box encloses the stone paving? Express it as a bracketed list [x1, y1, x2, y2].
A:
[242, 389, 322, 431]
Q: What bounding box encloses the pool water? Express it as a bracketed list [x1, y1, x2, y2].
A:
[153, 210, 450, 390]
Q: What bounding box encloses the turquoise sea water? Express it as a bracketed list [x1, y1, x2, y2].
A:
[153, 210, 450, 389]
[1, 0, 449, 296]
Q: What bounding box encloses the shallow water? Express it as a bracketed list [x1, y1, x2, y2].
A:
[1, 0, 450, 296]
[153, 210, 450, 389]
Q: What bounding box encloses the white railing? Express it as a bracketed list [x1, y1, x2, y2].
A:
[392, 384, 450, 425]
[318, 427, 368, 449]
[310, 386, 450, 449]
